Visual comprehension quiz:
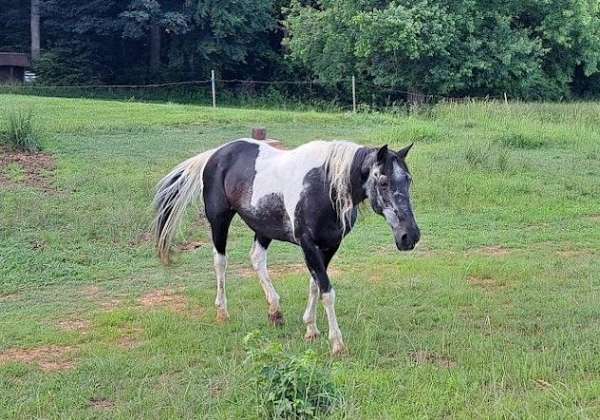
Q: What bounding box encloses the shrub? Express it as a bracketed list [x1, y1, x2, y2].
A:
[244, 332, 341, 419]
[0, 108, 43, 152]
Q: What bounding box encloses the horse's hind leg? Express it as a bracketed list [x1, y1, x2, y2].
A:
[208, 209, 235, 323]
[250, 235, 283, 326]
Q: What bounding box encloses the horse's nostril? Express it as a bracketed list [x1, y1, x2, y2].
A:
[400, 233, 409, 247]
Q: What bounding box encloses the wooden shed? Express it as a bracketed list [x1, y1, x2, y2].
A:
[0, 53, 31, 83]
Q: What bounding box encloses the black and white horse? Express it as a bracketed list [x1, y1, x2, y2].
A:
[154, 139, 420, 354]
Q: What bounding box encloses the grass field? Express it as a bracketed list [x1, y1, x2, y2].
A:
[1, 94, 599, 418]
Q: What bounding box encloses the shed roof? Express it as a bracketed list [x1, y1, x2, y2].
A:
[0, 53, 31, 67]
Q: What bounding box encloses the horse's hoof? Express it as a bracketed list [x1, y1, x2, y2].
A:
[216, 309, 230, 324]
[304, 330, 320, 342]
[330, 342, 346, 357]
[268, 311, 284, 326]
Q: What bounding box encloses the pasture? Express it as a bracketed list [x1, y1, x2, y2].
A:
[1, 95, 599, 418]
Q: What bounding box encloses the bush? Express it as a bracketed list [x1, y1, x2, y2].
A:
[244, 332, 341, 419]
[0, 108, 43, 152]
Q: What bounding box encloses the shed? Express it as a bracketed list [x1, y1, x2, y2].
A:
[0, 53, 31, 83]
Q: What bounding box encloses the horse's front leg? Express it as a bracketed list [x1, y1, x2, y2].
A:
[303, 277, 320, 341]
[299, 236, 345, 355]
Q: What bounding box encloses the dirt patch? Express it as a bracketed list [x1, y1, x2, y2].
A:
[139, 288, 187, 311]
[467, 276, 504, 290]
[30, 238, 47, 251]
[56, 319, 91, 334]
[90, 398, 115, 411]
[409, 350, 456, 368]
[209, 378, 228, 398]
[138, 288, 204, 318]
[116, 326, 144, 350]
[584, 214, 600, 222]
[0, 147, 56, 192]
[0, 292, 20, 302]
[0, 345, 77, 372]
[556, 249, 595, 258]
[476, 245, 511, 257]
[177, 240, 209, 252]
[129, 231, 152, 246]
[237, 263, 340, 279]
[80, 285, 122, 310]
[534, 379, 553, 390]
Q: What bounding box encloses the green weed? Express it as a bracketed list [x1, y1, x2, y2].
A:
[498, 132, 544, 149]
[0, 107, 43, 152]
[245, 332, 340, 419]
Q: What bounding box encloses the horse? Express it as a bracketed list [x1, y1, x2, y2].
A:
[153, 138, 420, 355]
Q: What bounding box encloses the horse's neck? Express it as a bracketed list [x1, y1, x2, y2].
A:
[349, 147, 373, 205]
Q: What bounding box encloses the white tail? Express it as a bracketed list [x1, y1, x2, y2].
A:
[153, 149, 215, 264]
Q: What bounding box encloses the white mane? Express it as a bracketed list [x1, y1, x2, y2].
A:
[323, 141, 362, 233]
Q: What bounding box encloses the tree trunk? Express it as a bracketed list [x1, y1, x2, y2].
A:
[150, 23, 161, 74]
[31, 0, 40, 61]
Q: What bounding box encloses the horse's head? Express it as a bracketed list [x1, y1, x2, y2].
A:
[364, 144, 420, 251]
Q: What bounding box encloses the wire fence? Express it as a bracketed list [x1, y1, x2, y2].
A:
[0, 72, 511, 111]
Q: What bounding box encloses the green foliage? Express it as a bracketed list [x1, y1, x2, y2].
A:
[285, 0, 600, 99]
[0, 108, 42, 152]
[244, 332, 340, 419]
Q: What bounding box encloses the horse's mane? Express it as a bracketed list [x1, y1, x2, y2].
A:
[323, 141, 362, 233]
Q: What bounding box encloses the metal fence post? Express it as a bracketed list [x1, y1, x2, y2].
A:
[352, 75, 357, 113]
[211, 70, 216, 108]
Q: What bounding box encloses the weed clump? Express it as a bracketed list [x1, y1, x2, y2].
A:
[244, 332, 341, 419]
[465, 143, 512, 172]
[498, 132, 544, 149]
[0, 108, 43, 152]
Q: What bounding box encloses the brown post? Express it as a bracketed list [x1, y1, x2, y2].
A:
[251, 127, 267, 141]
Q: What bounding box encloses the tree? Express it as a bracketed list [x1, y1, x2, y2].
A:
[31, 0, 40, 60]
[285, 0, 600, 99]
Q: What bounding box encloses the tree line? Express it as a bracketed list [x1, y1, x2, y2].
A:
[1, 0, 600, 99]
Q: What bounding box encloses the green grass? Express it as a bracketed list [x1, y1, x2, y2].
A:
[1, 94, 599, 418]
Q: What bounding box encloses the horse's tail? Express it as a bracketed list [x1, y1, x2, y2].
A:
[153, 149, 215, 264]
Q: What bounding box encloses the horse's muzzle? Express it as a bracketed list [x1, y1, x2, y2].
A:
[395, 227, 420, 251]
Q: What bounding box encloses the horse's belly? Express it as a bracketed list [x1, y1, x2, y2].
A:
[236, 193, 297, 244]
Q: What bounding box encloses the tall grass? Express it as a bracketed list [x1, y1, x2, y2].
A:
[0, 108, 43, 152]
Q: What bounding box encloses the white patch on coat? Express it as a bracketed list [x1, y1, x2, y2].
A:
[248, 139, 331, 231]
[243, 138, 359, 236]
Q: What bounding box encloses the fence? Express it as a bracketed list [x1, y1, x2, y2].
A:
[0, 70, 511, 111]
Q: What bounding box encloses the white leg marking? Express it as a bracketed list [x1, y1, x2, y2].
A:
[213, 248, 229, 322]
[250, 241, 282, 322]
[321, 289, 345, 355]
[303, 278, 320, 341]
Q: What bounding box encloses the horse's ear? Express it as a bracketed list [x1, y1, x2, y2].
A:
[397, 143, 414, 159]
[376, 145, 388, 163]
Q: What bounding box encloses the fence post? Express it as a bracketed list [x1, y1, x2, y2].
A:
[504, 92, 508, 105]
[352, 75, 357, 113]
[211, 70, 216, 108]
